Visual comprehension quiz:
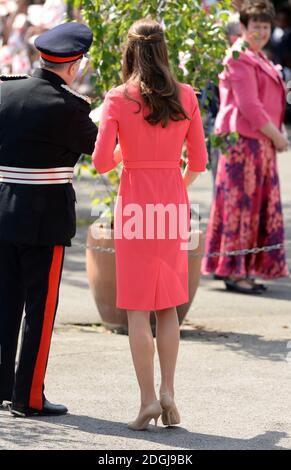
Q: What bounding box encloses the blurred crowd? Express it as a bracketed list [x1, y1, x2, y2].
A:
[0, 1, 68, 74]
[1, 1, 291, 92]
[0, 0, 92, 93]
[270, 1, 291, 81]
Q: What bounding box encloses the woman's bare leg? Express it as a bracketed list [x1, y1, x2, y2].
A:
[155, 307, 180, 398]
[127, 310, 157, 409]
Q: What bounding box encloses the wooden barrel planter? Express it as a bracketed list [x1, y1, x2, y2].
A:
[86, 224, 204, 334]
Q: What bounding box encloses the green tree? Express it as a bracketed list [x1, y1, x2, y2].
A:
[68, 0, 237, 217]
[70, 0, 234, 103]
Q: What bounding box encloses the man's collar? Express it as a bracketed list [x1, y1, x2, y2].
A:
[32, 68, 67, 86]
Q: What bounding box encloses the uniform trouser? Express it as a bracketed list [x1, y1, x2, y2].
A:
[0, 242, 65, 409]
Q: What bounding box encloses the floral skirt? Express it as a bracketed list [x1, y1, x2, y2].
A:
[201, 135, 289, 279]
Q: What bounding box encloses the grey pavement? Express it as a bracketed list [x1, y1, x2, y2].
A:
[0, 139, 291, 450]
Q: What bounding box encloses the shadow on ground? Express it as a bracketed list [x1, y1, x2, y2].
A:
[180, 322, 290, 363]
[0, 413, 288, 450]
[200, 275, 291, 302]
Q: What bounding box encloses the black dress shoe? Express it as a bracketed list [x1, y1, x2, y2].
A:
[10, 398, 68, 417]
[224, 278, 264, 295]
[246, 276, 268, 291]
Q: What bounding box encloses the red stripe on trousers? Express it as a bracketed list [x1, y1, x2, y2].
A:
[29, 246, 64, 410]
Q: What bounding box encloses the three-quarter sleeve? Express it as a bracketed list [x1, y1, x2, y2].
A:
[92, 88, 120, 174]
[185, 87, 208, 172]
[227, 57, 271, 131]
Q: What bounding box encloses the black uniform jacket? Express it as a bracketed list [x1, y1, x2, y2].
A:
[0, 68, 98, 246]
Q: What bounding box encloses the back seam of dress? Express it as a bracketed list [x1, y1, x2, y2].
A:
[154, 259, 161, 311]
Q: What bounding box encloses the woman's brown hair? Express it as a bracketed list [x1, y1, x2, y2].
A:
[122, 19, 190, 128]
[239, 0, 275, 27]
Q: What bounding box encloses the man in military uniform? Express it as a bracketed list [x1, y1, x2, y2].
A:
[0, 22, 98, 417]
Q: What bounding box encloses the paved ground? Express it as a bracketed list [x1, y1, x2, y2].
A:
[0, 138, 290, 450]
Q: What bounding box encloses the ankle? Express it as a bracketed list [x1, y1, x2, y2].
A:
[159, 388, 174, 399]
[140, 396, 158, 408]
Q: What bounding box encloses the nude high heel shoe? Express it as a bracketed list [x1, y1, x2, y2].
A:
[127, 400, 162, 431]
[160, 392, 181, 426]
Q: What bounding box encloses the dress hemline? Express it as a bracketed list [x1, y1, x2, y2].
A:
[116, 297, 189, 311]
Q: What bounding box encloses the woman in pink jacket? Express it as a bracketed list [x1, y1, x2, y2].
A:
[202, 0, 289, 293]
[93, 19, 208, 430]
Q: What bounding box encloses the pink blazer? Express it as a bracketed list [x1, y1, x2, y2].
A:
[92, 82, 208, 174]
[215, 38, 286, 141]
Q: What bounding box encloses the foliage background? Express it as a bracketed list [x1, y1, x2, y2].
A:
[69, 0, 234, 104]
[67, 0, 237, 215]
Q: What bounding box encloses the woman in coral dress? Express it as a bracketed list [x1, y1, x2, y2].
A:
[93, 19, 208, 430]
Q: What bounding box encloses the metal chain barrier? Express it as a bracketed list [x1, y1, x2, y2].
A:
[73, 172, 291, 258]
[71, 239, 291, 258]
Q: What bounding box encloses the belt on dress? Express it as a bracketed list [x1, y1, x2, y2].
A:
[123, 160, 180, 169]
[0, 166, 74, 185]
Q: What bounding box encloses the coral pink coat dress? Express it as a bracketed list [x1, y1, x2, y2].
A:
[93, 83, 208, 310]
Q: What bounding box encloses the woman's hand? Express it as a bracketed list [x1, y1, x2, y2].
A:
[273, 133, 289, 152]
[182, 167, 200, 187]
[260, 121, 289, 152]
[281, 123, 288, 140]
[113, 144, 123, 164]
